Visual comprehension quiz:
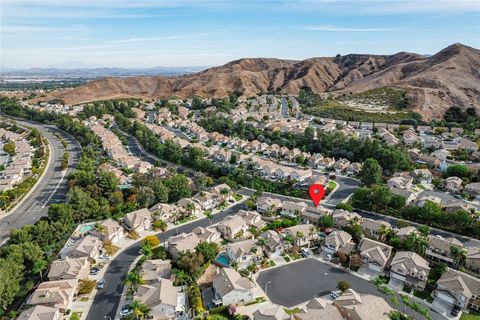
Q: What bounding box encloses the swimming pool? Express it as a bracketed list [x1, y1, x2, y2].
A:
[214, 252, 231, 267]
[79, 224, 95, 233]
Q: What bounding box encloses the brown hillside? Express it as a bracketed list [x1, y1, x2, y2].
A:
[45, 43, 480, 121]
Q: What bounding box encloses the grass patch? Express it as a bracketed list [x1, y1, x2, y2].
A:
[460, 311, 480, 320]
[284, 308, 301, 315]
[233, 194, 243, 201]
[174, 216, 196, 225]
[245, 296, 266, 306]
[338, 87, 409, 110]
[413, 290, 434, 303]
[269, 260, 276, 267]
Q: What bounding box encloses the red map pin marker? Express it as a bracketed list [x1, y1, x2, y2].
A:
[309, 184, 325, 207]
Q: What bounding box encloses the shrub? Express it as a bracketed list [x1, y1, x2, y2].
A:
[144, 235, 160, 247]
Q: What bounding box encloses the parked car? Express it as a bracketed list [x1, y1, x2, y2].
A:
[451, 306, 461, 316]
[90, 267, 100, 275]
[120, 305, 132, 317]
[331, 290, 341, 299]
[97, 278, 105, 289]
[301, 249, 311, 258]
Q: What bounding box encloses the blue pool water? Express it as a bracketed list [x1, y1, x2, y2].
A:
[79, 224, 94, 233]
[215, 253, 231, 267]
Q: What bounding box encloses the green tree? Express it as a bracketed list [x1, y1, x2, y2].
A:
[128, 300, 151, 320]
[124, 271, 144, 294]
[0, 258, 23, 310]
[359, 158, 383, 186]
[196, 242, 219, 263]
[337, 280, 351, 292]
[319, 215, 335, 228]
[445, 164, 471, 178]
[98, 170, 120, 194]
[3, 141, 16, 155]
[164, 174, 191, 203]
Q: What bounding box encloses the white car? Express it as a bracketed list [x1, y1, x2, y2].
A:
[325, 254, 332, 261]
[331, 290, 341, 299]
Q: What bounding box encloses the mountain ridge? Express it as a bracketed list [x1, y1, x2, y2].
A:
[41, 43, 480, 120]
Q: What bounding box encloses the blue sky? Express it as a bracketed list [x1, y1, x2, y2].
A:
[1, 0, 479, 68]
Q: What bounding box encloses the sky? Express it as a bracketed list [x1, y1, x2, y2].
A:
[1, 0, 479, 69]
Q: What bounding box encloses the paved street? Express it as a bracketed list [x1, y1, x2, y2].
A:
[86, 201, 248, 320]
[324, 175, 360, 205]
[0, 118, 81, 244]
[257, 258, 442, 320]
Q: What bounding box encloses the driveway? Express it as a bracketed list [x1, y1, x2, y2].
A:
[256, 259, 443, 320]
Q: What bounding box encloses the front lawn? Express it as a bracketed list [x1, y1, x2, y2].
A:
[460, 311, 480, 320]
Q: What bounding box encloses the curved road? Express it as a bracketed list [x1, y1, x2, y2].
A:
[0, 118, 81, 244]
[86, 201, 248, 320]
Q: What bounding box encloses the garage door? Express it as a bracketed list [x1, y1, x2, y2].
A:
[369, 264, 382, 272]
[436, 292, 455, 305]
[391, 272, 406, 281]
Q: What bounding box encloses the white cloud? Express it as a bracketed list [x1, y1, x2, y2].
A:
[284, 0, 480, 14]
[110, 32, 223, 43]
[306, 25, 400, 32]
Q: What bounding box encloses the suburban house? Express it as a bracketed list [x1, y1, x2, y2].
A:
[465, 183, 480, 200]
[434, 268, 480, 312]
[444, 176, 463, 193]
[259, 230, 285, 258]
[210, 183, 234, 202]
[360, 219, 391, 241]
[334, 289, 393, 320]
[17, 306, 63, 320]
[387, 176, 413, 190]
[124, 208, 153, 232]
[389, 251, 431, 290]
[149, 203, 179, 222]
[293, 297, 344, 320]
[212, 267, 254, 306]
[412, 168, 433, 184]
[47, 257, 90, 281]
[322, 231, 354, 255]
[358, 238, 393, 272]
[66, 235, 102, 261]
[193, 191, 218, 210]
[216, 215, 249, 240]
[166, 232, 201, 261]
[193, 226, 222, 243]
[134, 279, 179, 320]
[395, 226, 420, 241]
[280, 201, 308, 218]
[93, 219, 124, 243]
[283, 224, 317, 247]
[332, 209, 362, 228]
[28, 279, 77, 312]
[253, 305, 291, 320]
[140, 259, 172, 284]
[226, 239, 262, 268]
[426, 236, 465, 266]
[466, 247, 480, 273]
[177, 198, 202, 216]
[256, 197, 282, 214]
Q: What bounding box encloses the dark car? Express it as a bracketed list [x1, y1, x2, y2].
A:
[451, 305, 461, 316]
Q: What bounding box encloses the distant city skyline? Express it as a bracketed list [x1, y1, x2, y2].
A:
[1, 0, 479, 69]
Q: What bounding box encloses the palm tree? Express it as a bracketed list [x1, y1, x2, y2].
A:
[124, 271, 144, 294]
[32, 259, 47, 281]
[296, 231, 305, 247]
[156, 219, 167, 243]
[450, 246, 467, 268]
[186, 203, 196, 218]
[220, 188, 230, 203]
[128, 300, 151, 320]
[378, 224, 390, 241]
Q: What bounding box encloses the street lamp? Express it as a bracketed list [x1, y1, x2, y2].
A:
[265, 281, 272, 297]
